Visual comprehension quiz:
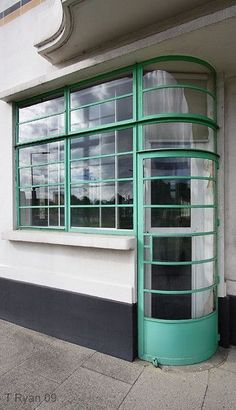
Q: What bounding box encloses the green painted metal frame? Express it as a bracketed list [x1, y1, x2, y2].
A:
[15, 55, 218, 236]
[137, 147, 218, 364]
[15, 55, 220, 364]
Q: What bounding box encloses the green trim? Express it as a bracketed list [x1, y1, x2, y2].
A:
[143, 84, 215, 99]
[143, 310, 216, 324]
[19, 183, 64, 189]
[141, 54, 216, 73]
[70, 177, 133, 186]
[70, 204, 133, 208]
[144, 231, 216, 237]
[70, 151, 133, 162]
[18, 160, 64, 170]
[143, 204, 215, 209]
[143, 257, 216, 266]
[143, 175, 215, 181]
[143, 283, 217, 295]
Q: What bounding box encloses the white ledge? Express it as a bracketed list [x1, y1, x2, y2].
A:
[2, 230, 136, 251]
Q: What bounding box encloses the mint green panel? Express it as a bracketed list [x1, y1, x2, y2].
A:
[142, 312, 218, 365]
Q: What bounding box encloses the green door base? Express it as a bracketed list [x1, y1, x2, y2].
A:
[140, 311, 218, 365]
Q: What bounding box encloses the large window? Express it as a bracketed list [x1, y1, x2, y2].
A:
[16, 57, 217, 233]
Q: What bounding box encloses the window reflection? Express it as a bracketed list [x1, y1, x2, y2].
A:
[19, 95, 64, 123]
[71, 76, 132, 109]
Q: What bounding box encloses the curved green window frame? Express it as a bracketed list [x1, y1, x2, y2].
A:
[15, 55, 218, 235]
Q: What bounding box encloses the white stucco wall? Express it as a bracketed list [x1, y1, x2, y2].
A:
[0, 0, 61, 93]
[0, 1, 137, 305]
[1, 0, 236, 305]
[224, 76, 236, 296]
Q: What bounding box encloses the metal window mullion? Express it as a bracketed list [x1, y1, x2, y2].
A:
[142, 84, 215, 99]
[143, 204, 216, 208]
[70, 150, 133, 163]
[143, 283, 217, 295]
[18, 160, 64, 170]
[143, 257, 216, 266]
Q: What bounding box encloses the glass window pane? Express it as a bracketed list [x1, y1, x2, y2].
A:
[71, 159, 100, 183]
[71, 184, 100, 205]
[144, 293, 191, 320]
[19, 95, 64, 123]
[20, 207, 64, 227]
[143, 60, 214, 92]
[101, 183, 115, 204]
[144, 261, 214, 291]
[149, 235, 215, 262]
[71, 96, 132, 131]
[143, 122, 214, 151]
[101, 208, 115, 228]
[152, 237, 191, 262]
[19, 141, 64, 167]
[101, 156, 115, 179]
[146, 179, 190, 206]
[71, 207, 99, 227]
[117, 207, 133, 229]
[146, 207, 214, 231]
[20, 186, 64, 207]
[117, 128, 133, 152]
[144, 288, 215, 320]
[144, 157, 215, 178]
[71, 135, 100, 160]
[147, 207, 191, 228]
[70, 76, 133, 109]
[145, 264, 192, 291]
[19, 114, 65, 142]
[118, 154, 133, 178]
[143, 88, 214, 120]
[19, 164, 64, 186]
[117, 181, 133, 204]
[101, 133, 115, 155]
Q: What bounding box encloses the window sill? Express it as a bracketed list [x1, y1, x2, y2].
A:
[2, 230, 136, 251]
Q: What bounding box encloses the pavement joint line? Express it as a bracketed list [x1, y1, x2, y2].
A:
[80, 361, 134, 386]
[211, 366, 236, 375]
[15, 364, 62, 385]
[78, 349, 97, 368]
[201, 369, 209, 410]
[20, 348, 97, 386]
[34, 364, 85, 409]
[0, 349, 41, 380]
[117, 364, 146, 409]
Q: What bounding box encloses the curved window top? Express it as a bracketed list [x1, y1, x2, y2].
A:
[141, 56, 216, 124]
[142, 59, 215, 94]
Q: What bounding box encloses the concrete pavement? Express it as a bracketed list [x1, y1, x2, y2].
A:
[0, 319, 235, 409]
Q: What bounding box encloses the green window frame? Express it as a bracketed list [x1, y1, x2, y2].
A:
[15, 56, 218, 234]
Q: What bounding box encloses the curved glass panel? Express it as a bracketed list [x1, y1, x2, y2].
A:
[144, 261, 215, 291]
[144, 288, 215, 320]
[143, 60, 214, 93]
[143, 122, 215, 151]
[143, 157, 215, 179]
[143, 88, 214, 120]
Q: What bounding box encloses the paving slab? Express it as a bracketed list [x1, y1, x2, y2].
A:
[82, 352, 145, 385]
[0, 321, 42, 376]
[203, 368, 236, 409]
[219, 346, 236, 374]
[38, 366, 130, 410]
[0, 366, 58, 410]
[18, 339, 95, 383]
[120, 365, 208, 410]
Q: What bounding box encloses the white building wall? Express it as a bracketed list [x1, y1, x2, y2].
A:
[0, 1, 137, 305]
[224, 76, 236, 296]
